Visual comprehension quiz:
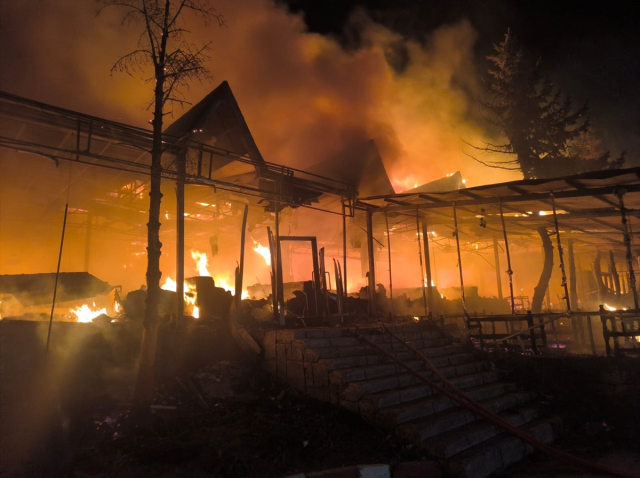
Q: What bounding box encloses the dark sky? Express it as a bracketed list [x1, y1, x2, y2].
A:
[283, 0, 640, 162]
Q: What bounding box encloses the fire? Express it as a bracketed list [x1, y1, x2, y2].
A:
[252, 239, 271, 266]
[161, 277, 178, 291]
[603, 303, 627, 312]
[70, 303, 107, 323]
[191, 250, 210, 276]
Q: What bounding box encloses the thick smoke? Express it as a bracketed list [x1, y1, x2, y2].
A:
[0, 0, 520, 189]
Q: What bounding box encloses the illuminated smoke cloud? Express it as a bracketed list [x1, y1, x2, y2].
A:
[0, 0, 520, 188]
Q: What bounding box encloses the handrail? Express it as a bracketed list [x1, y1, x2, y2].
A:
[349, 324, 639, 478]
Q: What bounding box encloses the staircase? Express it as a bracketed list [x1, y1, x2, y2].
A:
[262, 322, 564, 478]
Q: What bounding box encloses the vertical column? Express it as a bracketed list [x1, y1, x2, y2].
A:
[492, 237, 503, 301]
[366, 209, 376, 315]
[416, 207, 428, 316]
[550, 193, 571, 312]
[84, 212, 93, 272]
[342, 201, 348, 311]
[176, 154, 185, 329]
[498, 200, 515, 315]
[421, 217, 434, 313]
[452, 203, 467, 316]
[616, 191, 639, 309]
[384, 211, 393, 316]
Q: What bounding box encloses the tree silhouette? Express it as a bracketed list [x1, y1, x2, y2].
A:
[467, 30, 623, 179]
[99, 0, 224, 411]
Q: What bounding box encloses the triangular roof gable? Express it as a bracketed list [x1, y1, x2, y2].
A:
[308, 140, 395, 197]
[164, 81, 264, 162]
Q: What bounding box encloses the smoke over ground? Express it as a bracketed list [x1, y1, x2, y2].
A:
[0, 0, 520, 189]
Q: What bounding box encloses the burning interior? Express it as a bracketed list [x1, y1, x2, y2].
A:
[2, 81, 640, 478]
[1, 82, 640, 353]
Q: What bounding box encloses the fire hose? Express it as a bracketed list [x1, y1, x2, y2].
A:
[346, 324, 639, 478]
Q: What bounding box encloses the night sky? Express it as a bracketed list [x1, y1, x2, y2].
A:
[283, 0, 640, 162]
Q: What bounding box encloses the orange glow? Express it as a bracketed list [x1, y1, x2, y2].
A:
[70, 303, 107, 323]
[252, 239, 271, 266]
[191, 250, 210, 276]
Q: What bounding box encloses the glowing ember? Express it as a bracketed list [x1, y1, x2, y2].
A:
[191, 250, 210, 276]
[193, 305, 200, 319]
[71, 303, 107, 323]
[252, 239, 271, 266]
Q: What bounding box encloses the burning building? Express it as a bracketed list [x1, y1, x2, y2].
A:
[2, 82, 640, 478]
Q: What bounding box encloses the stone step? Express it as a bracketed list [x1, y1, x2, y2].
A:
[376, 381, 521, 427]
[302, 335, 452, 357]
[446, 415, 564, 478]
[397, 390, 539, 442]
[421, 404, 543, 459]
[275, 323, 443, 341]
[331, 357, 486, 386]
[321, 349, 478, 373]
[303, 341, 467, 363]
[357, 365, 505, 415]
[339, 365, 494, 402]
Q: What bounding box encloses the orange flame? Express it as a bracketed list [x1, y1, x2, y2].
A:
[191, 250, 210, 276]
[70, 303, 107, 323]
[252, 239, 271, 266]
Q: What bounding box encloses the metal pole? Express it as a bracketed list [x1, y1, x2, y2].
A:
[342, 201, 348, 312]
[452, 203, 467, 315]
[550, 193, 571, 312]
[366, 209, 376, 315]
[236, 204, 249, 311]
[616, 191, 639, 309]
[492, 237, 503, 300]
[384, 211, 394, 316]
[46, 203, 69, 353]
[421, 217, 434, 313]
[499, 199, 516, 315]
[83, 212, 92, 272]
[176, 183, 185, 329]
[416, 207, 428, 316]
[275, 205, 285, 324]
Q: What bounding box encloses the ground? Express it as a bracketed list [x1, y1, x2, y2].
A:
[69, 359, 419, 478]
[62, 357, 639, 478]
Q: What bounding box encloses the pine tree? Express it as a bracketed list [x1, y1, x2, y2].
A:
[469, 30, 623, 179]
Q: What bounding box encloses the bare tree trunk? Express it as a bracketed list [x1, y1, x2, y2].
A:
[132, 65, 165, 411]
[531, 227, 553, 313]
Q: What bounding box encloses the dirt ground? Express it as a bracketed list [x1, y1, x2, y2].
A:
[64, 359, 639, 478]
[67, 359, 420, 478]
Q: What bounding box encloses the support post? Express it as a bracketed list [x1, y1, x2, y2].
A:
[416, 207, 428, 317]
[498, 200, 515, 315]
[366, 210, 376, 315]
[609, 250, 621, 296]
[235, 204, 249, 311]
[342, 201, 348, 312]
[568, 240, 579, 308]
[275, 206, 285, 325]
[310, 238, 321, 318]
[384, 211, 393, 317]
[84, 212, 93, 272]
[616, 191, 639, 309]
[46, 204, 69, 352]
[422, 217, 434, 314]
[551, 193, 571, 312]
[452, 203, 467, 318]
[493, 237, 503, 301]
[176, 181, 185, 330]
